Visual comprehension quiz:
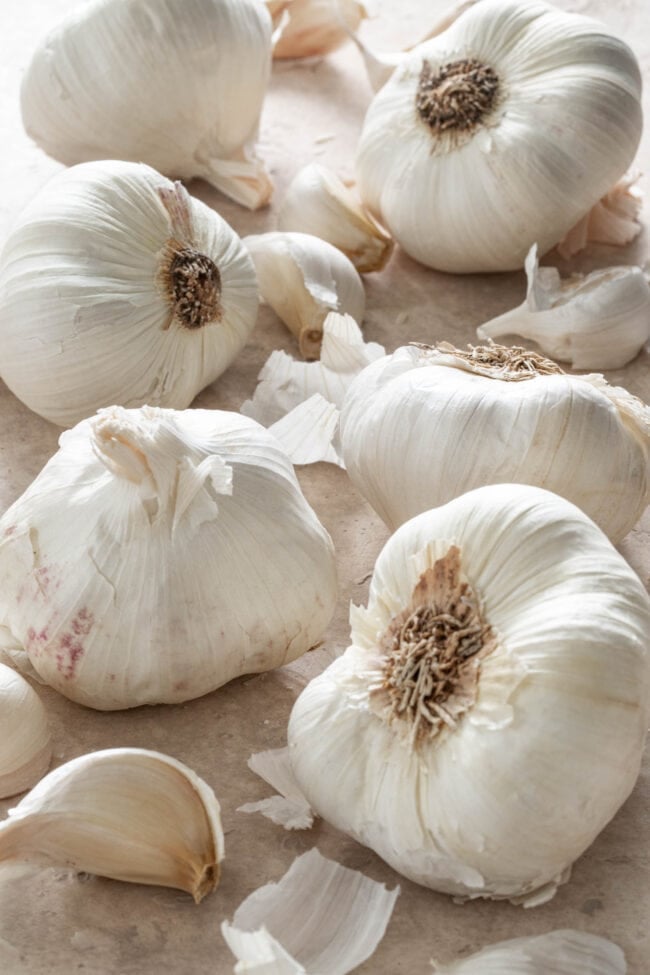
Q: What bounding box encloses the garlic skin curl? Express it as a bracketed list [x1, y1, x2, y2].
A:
[355, 0, 643, 272]
[0, 161, 258, 428]
[0, 663, 51, 799]
[340, 342, 650, 542]
[0, 406, 337, 710]
[288, 484, 650, 905]
[20, 0, 273, 208]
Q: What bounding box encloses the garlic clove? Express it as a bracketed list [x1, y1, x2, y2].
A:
[0, 749, 224, 903]
[557, 172, 643, 260]
[432, 929, 626, 974]
[477, 244, 650, 369]
[268, 0, 367, 59]
[238, 747, 315, 830]
[0, 664, 51, 799]
[278, 164, 393, 273]
[243, 233, 365, 359]
[199, 145, 274, 211]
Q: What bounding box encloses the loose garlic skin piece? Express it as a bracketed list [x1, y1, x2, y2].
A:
[0, 161, 258, 428]
[340, 343, 650, 542]
[0, 663, 51, 799]
[268, 0, 366, 59]
[433, 930, 626, 974]
[288, 484, 650, 905]
[21, 0, 273, 208]
[355, 0, 642, 272]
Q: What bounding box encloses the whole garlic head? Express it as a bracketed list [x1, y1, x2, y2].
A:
[0, 161, 258, 428]
[21, 0, 273, 208]
[356, 0, 643, 272]
[288, 484, 650, 904]
[0, 406, 337, 710]
[0, 663, 51, 799]
[340, 341, 650, 542]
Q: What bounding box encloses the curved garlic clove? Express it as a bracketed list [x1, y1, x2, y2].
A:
[557, 172, 643, 260]
[278, 165, 393, 273]
[0, 664, 51, 799]
[432, 930, 626, 973]
[268, 0, 367, 59]
[244, 233, 365, 359]
[477, 245, 650, 370]
[0, 749, 224, 903]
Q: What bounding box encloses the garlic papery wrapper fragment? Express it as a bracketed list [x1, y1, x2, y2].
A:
[355, 0, 643, 272]
[222, 848, 399, 974]
[0, 161, 258, 428]
[267, 0, 367, 59]
[0, 406, 337, 710]
[432, 930, 626, 974]
[244, 233, 365, 359]
[278, 165, 393, 273]
[21, 0, 273, 208]
[0, 749, 224, 902]
[477, 245, 650, 370]
[238, 747, 314, 829]
[288, 484, 650, 904]
[340, 341, 650, 541]
[0, 663, 51, 799]
[558, 172, 643, 260]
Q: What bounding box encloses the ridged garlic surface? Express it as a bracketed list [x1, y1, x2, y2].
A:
[340, 342, 650, 541]
[268, 0, 366, 59]
[288, 484, 650, 904]
[355, 0, 643, 272]
[20, 0, 273, 208]
[0, 749, 224, 902]
[0, 663, 51, 799]
[0, 161, 258, 428]
[433, 930, 626, 974]
[0, 406, 337, 710]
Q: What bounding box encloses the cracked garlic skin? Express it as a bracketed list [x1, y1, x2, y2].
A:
[0, 749, 224, 902]
[0, 663, 51, 799]
[0, 406, 337, 710]
[356, 0, 642, 272]
[0, 161, 258, 428]
[340, 342, 650, 542]
[21, 0, 273, 208]
[288, 484, 650, 904]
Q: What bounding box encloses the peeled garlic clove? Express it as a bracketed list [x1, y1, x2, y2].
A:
[432, 930, 626, 973]
[0, 664, 51, 799]
[288, 484, 650, 904]
[0, 748, 223, 902]
[477, 245, 650, 369]
[20, 0, 273, 209]
[244, 233, 365, 359]
[268, 0, 366, 59]
[558, 172, 643, 260]
[278, 165, 393, 273]
[0, 161, 258, 428]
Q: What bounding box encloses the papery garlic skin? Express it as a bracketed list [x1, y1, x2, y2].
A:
[0, 161, 258, 428]
[356, 0, 643, 272]
[340, 342, 650, 541]
[21, 0, 273, 208]
[0, 749, 224, 902]
[557, 172, 643, 260]
[0, 663, 51, 799]
[0, 406, 337, 710]
[288, 484, 650, 904]
[269, 0, 366, 59]
[433, 930, 626, 974]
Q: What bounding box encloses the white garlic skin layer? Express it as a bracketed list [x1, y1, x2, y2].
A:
[0, 161, 258, 428]
[20, 0, 273, 208]
[434, 929, 626, 974]
[271, 0, 366, 59]
[0, 406, 337, 710]
[0, 663, 51, 799]
[288, 484, 650, 903]
[356, 0, 642, 272]
[340, 345, 650, 542]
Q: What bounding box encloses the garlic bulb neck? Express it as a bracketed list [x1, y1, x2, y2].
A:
[416, 58, 500, 135]
[418, 341, 564, 381]
[165, 245, 223, 330]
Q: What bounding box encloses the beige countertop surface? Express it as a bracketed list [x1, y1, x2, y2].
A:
[1, 1, 649, 972]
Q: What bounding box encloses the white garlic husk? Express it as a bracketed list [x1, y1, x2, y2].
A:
[340, 341, 650, 541]
[558, 172, 643, 260]
[0, 161, 258, 428]
[477, 245, 650, 370]
[0, 406, 337, 710]
[0, 663, 51, 799]
[278, 165, 393, 273]
[20, 0, 273, 209]
[288, 484, 650, 904]
[244, 232, 365, 359]
[432, 930, 626, 974]
[0, 748, 224, 902]
[267, 0, 366, 59]
[355, 0, 643, 272]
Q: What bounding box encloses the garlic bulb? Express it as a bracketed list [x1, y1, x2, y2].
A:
[0, 406, 337, 710]
[288, 484, 650, 904]
[340, 341, 650, 541]
[268, 0, 366, 59]
[0, 663, 51, 799]
[432, 930, 626, 974]
[278, 165, 393, 273]
[0, 748, 224, 902]
[244, 232, 365, 359]
[477, 245, 650, 370]
[356, 0, 643, 272]
[0, 161, 258, 428]
[21, 0, 273, 208]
